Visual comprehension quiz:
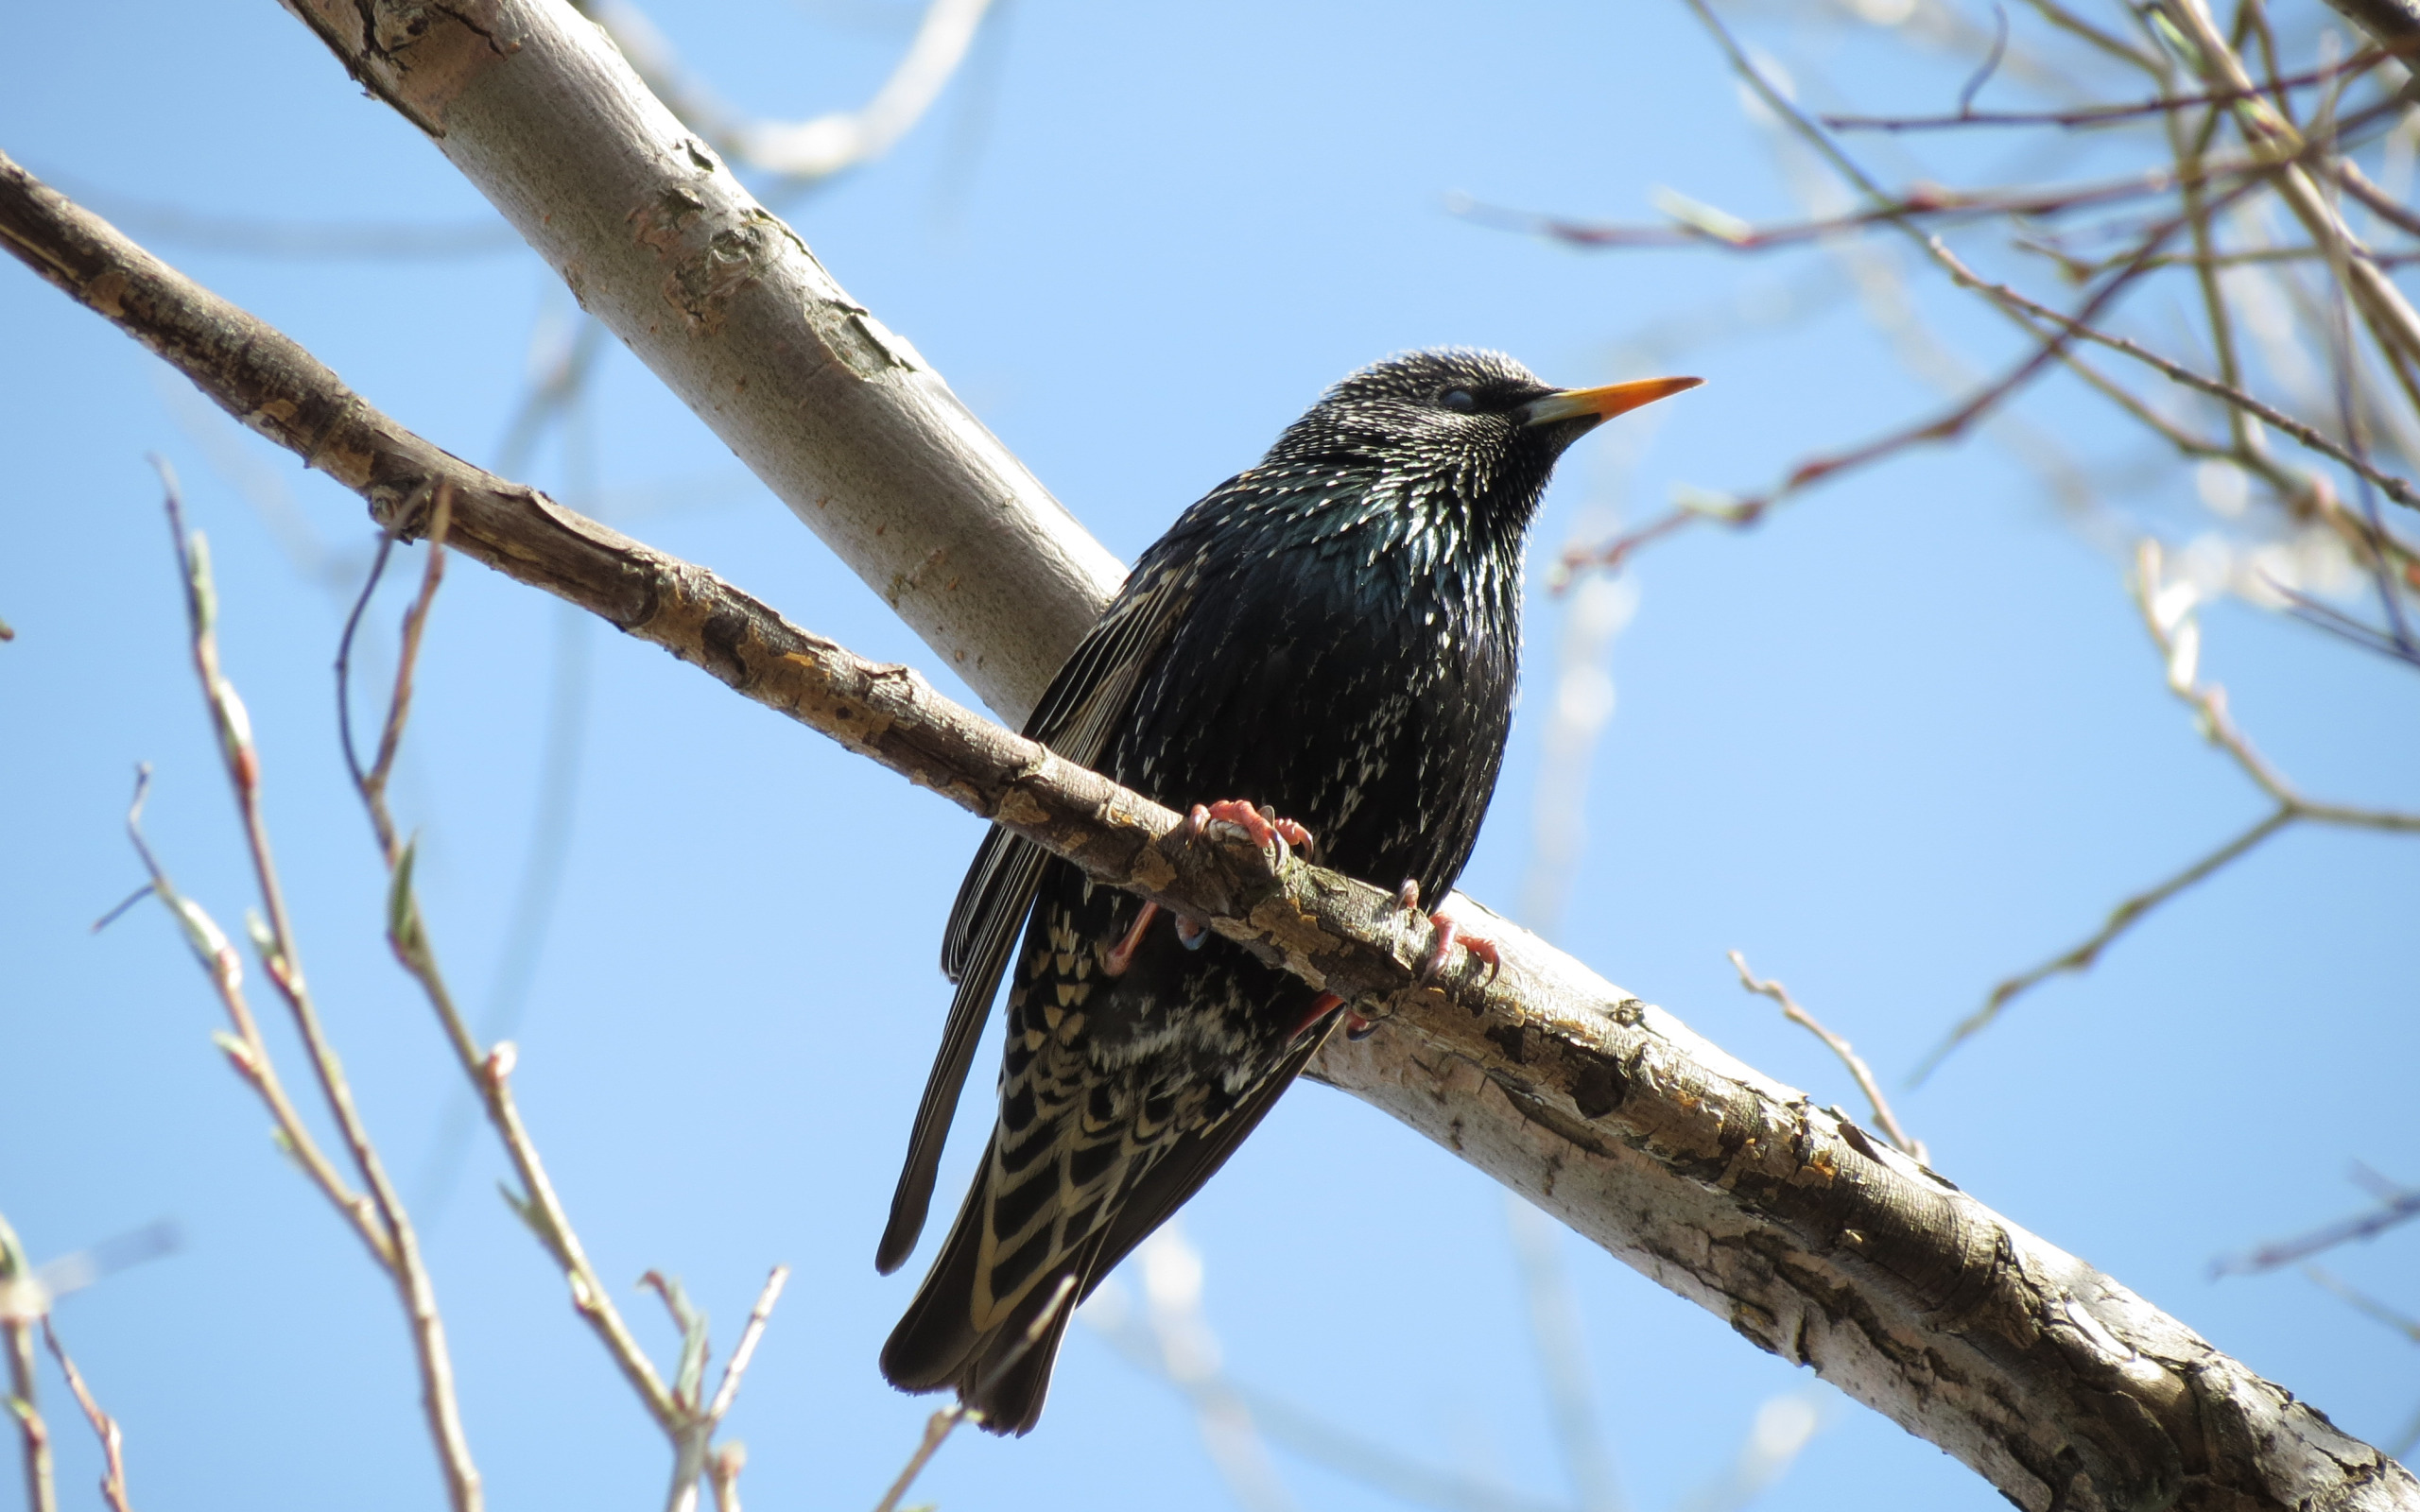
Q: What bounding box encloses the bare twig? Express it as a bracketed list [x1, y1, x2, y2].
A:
[873, 1275, 1076, 1512]
[115, 765, 391, 1263]
[2215, 1176, 2420, 1275]
[0, 1214, 54, 1512]
[1085, 1264, 1581, 1512]
[1919, 541, 2420, 1076]
[666, 1266, 789, 1512]
[155, 474, 482, 1511]
[330, 506, 693, 1448]
[1506, 1197, 1623, 1512]
[704, 1267, 789, 1426]
[1921, 805, 2294, 1083]
[332, 496, 786, 1499]
[40, 1321, 132, 1512]
[1927, 237, 2420, 514]
[358, 484, 451, 858]
[2304, 1266, 2420, 1343]
[581, 0, 994, 183]
[1472, 90, 2406, 254]
[1823, 43, 2400, 129]
[1957, 4, 2016, 119]
[1729, 952, 1927, 1163]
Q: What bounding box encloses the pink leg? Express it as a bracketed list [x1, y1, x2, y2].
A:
[1101, 900, 1161, 978]
[1288, 990, 1344, 1041]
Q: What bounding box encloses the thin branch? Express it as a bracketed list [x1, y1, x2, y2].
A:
[2273, 581, 2420, 668]
[2337, 158, 2420, 238]
[335, 531, 398, 795]
[873, 1275, 1076, 1512]
[1728, 952, 1927, 1163]
[1918, 539, 2420, 1078]
[332, 486, 774, 1497]
[2215, 1178, 2420, 1275]
[156, 476, 482, 1512]
[2017, 0, 2164, 73]
[0, 1214, 53, 1512]
[1927, 238, 2420, 511]
[2167, 0, 2420, 379]
[1506, 1197, 1623, 1512]
[39, 1321, 131, 1512]
[1474, 83, 2405, 254]
[580, 0, 994, 183]
[359, 484, 452, 858]
[703, 1267, 789, 1425]
[1822, 43, 2401, 129]
[1918, 804, 2294, 1082]
[661, 1265, 788, 1512]
[2304, 1266, 2420, 1343]
[326, 481, 685, 1444]
[1549, 8, 2409, 577]
[114, 763, 392, 1264]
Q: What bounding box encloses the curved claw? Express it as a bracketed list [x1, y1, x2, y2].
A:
[1420, 912, 1502, 987]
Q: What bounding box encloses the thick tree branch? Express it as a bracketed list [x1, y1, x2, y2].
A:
[6, 150, 2411, 1512]
[270, 0, 1119, 725]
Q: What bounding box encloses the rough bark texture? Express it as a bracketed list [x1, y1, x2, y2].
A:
[271, 0, 1120, 724]
[7, 29, 2414, 1512]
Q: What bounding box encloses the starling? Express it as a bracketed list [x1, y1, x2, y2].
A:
[876, 349, 1700, 1433]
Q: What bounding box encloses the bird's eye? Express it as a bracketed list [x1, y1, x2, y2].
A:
[1438, 387, 1478, 413]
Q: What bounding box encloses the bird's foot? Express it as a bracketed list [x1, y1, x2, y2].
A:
[1288, 991, 1345, 1041]
[1287, 990, 1379, 1042]
[1420, 909, 1502, 987]
[1100, 900, 1162, 978]
[1185, 799, 1315, 865]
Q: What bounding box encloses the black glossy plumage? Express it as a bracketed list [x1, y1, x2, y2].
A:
[878, 350, 1634, 1434]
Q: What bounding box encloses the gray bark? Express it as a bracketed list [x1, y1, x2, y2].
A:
[9, 7, 2413, 1505]
[274, 0, 1120, 723]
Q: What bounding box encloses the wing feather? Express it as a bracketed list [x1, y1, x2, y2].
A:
[877, 561, 1196, 1273]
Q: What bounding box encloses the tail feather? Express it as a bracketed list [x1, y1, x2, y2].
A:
[880, 1154, 1100, 1436]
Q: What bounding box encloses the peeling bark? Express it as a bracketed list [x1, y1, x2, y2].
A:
[5, 29, 2413, 1510]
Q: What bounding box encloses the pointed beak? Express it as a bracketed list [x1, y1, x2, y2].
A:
[1519, 375, 1703, 430]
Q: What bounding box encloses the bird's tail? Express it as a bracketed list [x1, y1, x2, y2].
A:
[878, 1140, 1101, 1436]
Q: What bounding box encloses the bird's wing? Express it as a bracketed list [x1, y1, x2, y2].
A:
[1077, 1019, 1330, 1297]
[878, 559, 1196, 1274]
[881, 912, 1332, 1434]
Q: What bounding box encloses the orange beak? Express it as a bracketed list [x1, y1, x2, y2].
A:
[1519, 375, 1704, 429]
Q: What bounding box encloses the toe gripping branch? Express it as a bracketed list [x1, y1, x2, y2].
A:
[1397, 879, 1502, 988]
[1175, 799, 1316, 953]
[1101, 798, 1323, 981]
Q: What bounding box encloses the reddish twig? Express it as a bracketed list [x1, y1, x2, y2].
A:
[39, 1321, 131, 1512]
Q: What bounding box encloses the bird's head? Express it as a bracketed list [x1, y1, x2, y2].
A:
[1265, 349, 1701, 535]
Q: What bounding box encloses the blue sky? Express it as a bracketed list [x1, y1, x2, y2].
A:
[4, 2, 2417, 1509]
